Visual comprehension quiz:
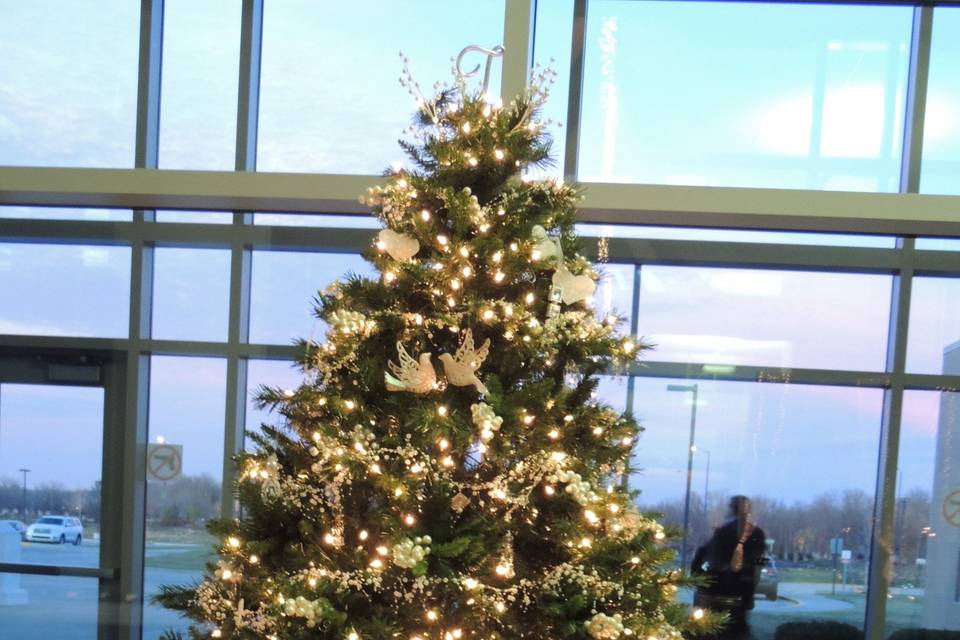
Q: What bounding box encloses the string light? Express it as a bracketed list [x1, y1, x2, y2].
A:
[493, 270, 505, 283]
[459, 246, 470, 258]
[524, 292, 535, 304]
[426, 610, 439, 622]
[359, 530, 369, 541]
[421, 209, 431, 221]
[437, 405, 448, 417]
[494, 149, 505, 161]
[404, 514, 416, 526]
[437, 235, 449, 247]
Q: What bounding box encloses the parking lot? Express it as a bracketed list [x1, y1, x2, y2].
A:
[1, 538, 205, 639]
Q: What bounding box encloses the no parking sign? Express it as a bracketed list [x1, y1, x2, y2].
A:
[147, 443, 183, 482]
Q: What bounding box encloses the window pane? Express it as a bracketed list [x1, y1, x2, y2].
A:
[152, 247, 231, 342]
[253, 213, 380, 229]
[916, 238, 960, 252]
[0, 207, 132, 222]
[158, 0, 241, 170]
[888, 390, 960, 636]
[249, 251, 373, 345]
[637, 266, 891, 370]
[0, 0, 139, 167]
[0, 574, 99, 638]
[143, 356, 225, 640]
[632, 377, 883, 637]
[531, 0, 575, 179]
[258, 0, 506, 174]
[245, 359, 301, 450]
[906, 277, 960, 374]
[594, 263, 634, 327]
[577, 223, 896, 249]
[0, 243, 130, 337]
[0, 384, 103, 567]
[920, 8, 960, 195]
[579, 1, 911, 191]
[155, 211, 234, 224]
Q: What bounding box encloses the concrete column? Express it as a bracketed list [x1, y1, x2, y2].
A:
[923, 340, 960, 630]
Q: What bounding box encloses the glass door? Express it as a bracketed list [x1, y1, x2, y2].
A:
[0, 351, 132, 640]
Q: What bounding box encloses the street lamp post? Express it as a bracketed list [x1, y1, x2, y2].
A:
[667, 383, 699, 574]
[18, 468, 31, 519]
[699, 447, 711, 531]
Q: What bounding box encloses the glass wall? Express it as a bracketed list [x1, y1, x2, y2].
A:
[577, 1, 911, 190]
[1, 1, 959, 639]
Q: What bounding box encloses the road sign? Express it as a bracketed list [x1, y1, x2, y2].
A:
[830, 537, 844, 555]
[943, 489, 960, 528]
[147, 444, 183, 482]
[841, 549, 852, 564]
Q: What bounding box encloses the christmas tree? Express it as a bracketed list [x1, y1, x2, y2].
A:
[158, 55, 715, 640]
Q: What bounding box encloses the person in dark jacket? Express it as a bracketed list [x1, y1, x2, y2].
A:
[692, 495, 767, 639]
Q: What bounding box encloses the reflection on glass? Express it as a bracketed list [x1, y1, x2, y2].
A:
[258, 0, 505, 174]
[889, 390, 960, 635]
[579, 1, 910, 191]
[920, 8, 960, 196]
[253, 213, 380, 229]
[143, 356, 226, 639]
[636, 265, 891, 371]
[915, 238, 960, 252]
[906, 277, 960, 375]
[158, 0, 241, 170]
[155, 211, 234, 224]
[0, 385, 103, 568]
[0, 574, 98, 638]
[249, 251, 374, 345]
[0, 207, 132, 222]
[245, 359, 301, 451]
[631, 377, 883, 638]
[594, 263, 634, 328]
[0, 243, 131, 338]
[152, 247, 232, 342]
[0, 0, 139, 167]
[530, 0, 575, 179]
[576, 223, 896, 249]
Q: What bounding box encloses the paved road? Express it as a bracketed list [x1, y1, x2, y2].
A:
[1, 539, 201, 639]
[1, 543, 932, 639]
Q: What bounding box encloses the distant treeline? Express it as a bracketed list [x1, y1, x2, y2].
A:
[0, 475, 219, 526]
[1, 477, 932, 568]
[644, 488, 931, 566]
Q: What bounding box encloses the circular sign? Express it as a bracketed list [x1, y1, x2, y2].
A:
[943, 489, 960, 528]
[148, 444, 182, 481]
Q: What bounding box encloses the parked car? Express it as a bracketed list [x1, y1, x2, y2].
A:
[0, 519, 27, 541]
[757, 557, 780, 600]
[25, 516, 83, 545]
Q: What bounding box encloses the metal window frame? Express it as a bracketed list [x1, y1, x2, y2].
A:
[0, 2, 959, 639]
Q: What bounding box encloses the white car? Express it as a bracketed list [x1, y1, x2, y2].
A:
[25, 516, 83, 545]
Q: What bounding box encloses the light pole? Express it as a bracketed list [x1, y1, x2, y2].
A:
[18, 468, 31, 519]
[698, 447, 711, 531]
[667, 383, 699, 574]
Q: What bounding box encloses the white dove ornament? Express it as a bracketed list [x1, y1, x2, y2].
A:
[530, 225, 561, 265]
[439, 329, 491, 396]
[378, 228, 420, 262]
[385, 342, 437, 394]
[552, 263, 597, 305]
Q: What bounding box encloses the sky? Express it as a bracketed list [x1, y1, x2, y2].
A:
[0, 2, 959, 511]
